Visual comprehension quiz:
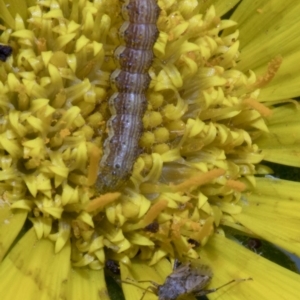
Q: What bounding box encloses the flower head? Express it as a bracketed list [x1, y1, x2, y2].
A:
[0, 0, 300, 299]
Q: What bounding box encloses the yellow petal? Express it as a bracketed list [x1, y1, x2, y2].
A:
[200, 233, 300, 300]
[0, 204, 27, 261]
[234, 177, 300, 256]
[66, 268, 109, 300]
[0, 228, 70, 300]
[255, 104, 300, 166]
[232, 0, 300, 100]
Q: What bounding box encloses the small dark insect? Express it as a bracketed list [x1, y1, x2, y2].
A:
[187, 238, 200, 247]
[247, 238, 262, 252]
[144, 221, 159, 233]
[126, 262, 252, 300]
[105, 259, 120, 275]
[0, 44, 13, 62]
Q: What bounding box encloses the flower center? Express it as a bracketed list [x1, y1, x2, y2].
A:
[0, 0, 270, 269]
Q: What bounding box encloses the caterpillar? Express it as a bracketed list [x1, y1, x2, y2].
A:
[96, 0, 160, 193]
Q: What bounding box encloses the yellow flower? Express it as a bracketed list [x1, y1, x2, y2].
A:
[0, 0, 299, 299]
